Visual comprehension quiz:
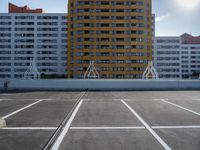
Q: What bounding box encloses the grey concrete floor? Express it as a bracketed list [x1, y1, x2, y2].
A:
[6, 101, 76, 127]
[0, 130, 54, 150]
[0, 91, 199, 150]
[0, 100, 37, 117]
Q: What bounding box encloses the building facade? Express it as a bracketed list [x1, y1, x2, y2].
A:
[153, 34, 200, 79]
[67, 0, 153, 79]
[0, 11, 67, 79]
[9, 3, 44, 13]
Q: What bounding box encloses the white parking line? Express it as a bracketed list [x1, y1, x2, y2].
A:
[84, 99, 122, 101]
[0, 99, 12, 101]
[161, 99, 200, 116]
[2, 99, 44, 119]
[51, 99, 84, 150]
[70, 127, 145, 130]
[192, 99, 200, 101]
[37, 99, 53, 101]
[152, 126, 200, 129]
[153, 99, 168, 101]
[0, 99, 50, 101]
[121, 100, 172, 150]
[122, 99, 130, 101]
[3, 126, 196, 130]
[0, 99, 13, 101]
[71, 126, 200, 130]
[1, 127, 57, 130]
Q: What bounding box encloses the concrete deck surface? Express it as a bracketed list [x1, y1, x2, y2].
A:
[0, 91, 199, 150]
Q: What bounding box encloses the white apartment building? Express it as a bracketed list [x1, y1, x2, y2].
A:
[0, 13, 67, 79]
[154, 34, 200, 79]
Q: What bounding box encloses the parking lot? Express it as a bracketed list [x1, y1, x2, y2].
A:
[0, 91, 200, 150]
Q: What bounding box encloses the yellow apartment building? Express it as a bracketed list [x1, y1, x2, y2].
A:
[67, 0, 152, 79]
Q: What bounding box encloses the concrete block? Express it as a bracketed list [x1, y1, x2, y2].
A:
[0, 118, 6, 128]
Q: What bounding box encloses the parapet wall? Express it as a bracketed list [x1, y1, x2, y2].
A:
[2, 79, 200, 91]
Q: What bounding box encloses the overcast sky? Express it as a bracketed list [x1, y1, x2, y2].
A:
[1, 0, 200, 36]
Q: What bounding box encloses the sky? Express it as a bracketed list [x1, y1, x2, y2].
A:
[0, 0, 200, 36]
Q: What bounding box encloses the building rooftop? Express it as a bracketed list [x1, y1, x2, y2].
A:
[181, 33, 200, 44]
[8, 3, 44, 13]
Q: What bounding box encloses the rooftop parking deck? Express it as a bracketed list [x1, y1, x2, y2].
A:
[0, 91, 200, 150]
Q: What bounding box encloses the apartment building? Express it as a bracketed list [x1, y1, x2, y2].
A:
[67, 0, 153, 79]
[9, 3, 43, 13]
[153, 33, 200, 79]
[152, 14, 155, 37]
[0, 3, 67, 79]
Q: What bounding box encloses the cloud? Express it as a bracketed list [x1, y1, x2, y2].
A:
[156, 13, 171, 22]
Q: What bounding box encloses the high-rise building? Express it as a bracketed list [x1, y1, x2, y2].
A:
[67, 0, 153, 79]
[0, 4, 67, 79]
[152, 14, 155, 38]
[153, 34, 200, 79]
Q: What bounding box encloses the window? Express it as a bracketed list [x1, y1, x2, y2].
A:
[15, 16, 34, 19]
[15, 22, 34, 25]
[0, 22, 11, 25]
[101, 9, 109, 12]
[0, 28, 11, 31]
[0, 16, 11, 19]
[37, 16, 58, 20]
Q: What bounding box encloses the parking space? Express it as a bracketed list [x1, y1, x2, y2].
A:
[0, 100, 37, 117]
[60, 129, 164, 150]
[0, 91, 82, 150]
[112, 91, 200, 101]
[71, 100, 142, 127]
[125, 100, 200, 126]
[0, 91, 200, 150]
[166, 99, 200, 114]
[6, 100, 76, 127]
[0, 130, 54, 150]
[155, 128, 200, 150]
[85, 92, 118, 101]
[0, 91, 82, 101]
[0, 92, 54, 100]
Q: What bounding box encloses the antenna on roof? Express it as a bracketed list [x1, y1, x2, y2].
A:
[142, 61, 159, 79]
[24, 61, 40, 80]
[84, 61, 100, 79]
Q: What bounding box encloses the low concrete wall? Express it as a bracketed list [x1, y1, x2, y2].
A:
[5, 79, 200, 91]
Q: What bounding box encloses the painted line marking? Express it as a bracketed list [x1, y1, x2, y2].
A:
[122, 99, 130, 101]
[51, 99, 83, 150]
[0, 99, 13, 101]
[152, 126, 200, 129]
[71, 126, 200, 130]
[161, 99, 200, 116]
[121, 100, 171, 150]
[192, 99, 200, 101]
[38, 99, 53, 101]
[70, 127, 145, 130]
[84, 99, 122, 101]
[0, 94, 12, 96]
[156, 98, 200, 101]
[2, 99, 44, 119]
[4, 126, 199, 130]
[3, 126, 199, 130]
[153, 99, 168, 101]
[0, 99, 50, 101]
[1, 127, 57, 130]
